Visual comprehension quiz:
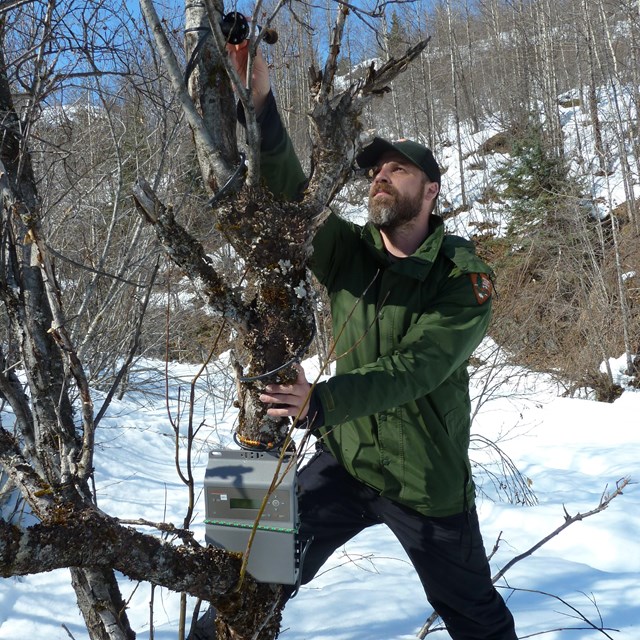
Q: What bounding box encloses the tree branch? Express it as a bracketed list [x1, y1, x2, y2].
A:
[0, 508, 234, 594]
[305, 26, 432, 210]
[360, 38, 432, 97]
[0, 504, 282, 639]
[93, 260, 160, 429]
[492, 477, 631, 583]
[138, 0, 234, 188]
[0, 427, 58, 519]
[505, 587, 618, 639]
[132, 178, 248, 331]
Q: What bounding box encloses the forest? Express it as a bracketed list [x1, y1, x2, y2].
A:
[0, 0, 638, 638]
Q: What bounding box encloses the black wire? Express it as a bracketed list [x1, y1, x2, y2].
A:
[207, 152, 247, 208]
[184, 26, 212, 88]
[238, 321, 317, 383]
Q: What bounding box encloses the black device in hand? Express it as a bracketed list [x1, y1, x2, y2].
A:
[221, 12, 278, 45]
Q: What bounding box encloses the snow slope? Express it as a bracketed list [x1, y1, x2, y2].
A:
[0, 353, 638, 640]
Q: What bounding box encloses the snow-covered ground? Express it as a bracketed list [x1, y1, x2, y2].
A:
[0, 349, 638, 640]
[2, 57, 639, 640]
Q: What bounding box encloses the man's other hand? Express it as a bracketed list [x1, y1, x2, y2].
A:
[259, 364, 311, 420]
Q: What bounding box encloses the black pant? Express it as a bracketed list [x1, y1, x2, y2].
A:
[294, 450, 518, 640]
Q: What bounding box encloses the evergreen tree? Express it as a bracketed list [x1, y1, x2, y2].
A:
[498, 126, 578, 237]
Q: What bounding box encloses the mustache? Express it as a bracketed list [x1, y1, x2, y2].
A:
[370, 184, 397, 197]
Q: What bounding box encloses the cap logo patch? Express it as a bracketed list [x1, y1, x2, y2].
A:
[470, 273, 493, 305]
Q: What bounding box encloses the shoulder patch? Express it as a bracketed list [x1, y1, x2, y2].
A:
[469, 273, 493, 305]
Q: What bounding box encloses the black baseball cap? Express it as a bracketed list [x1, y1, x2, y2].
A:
[356, 137, 441, 186]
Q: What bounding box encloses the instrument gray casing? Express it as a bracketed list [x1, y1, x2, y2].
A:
[204, 449, 299, 585]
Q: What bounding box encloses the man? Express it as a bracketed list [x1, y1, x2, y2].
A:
[230, 43, 518, 640]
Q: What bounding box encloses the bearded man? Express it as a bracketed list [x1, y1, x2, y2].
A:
[228, 42, 518, 640]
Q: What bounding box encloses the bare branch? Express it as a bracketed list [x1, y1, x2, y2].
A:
[116, 517, 198, 547]
[138, 0, 234, 186]
[0, 0, 35, 12]
[360, 38, 431, 98]
[305, 27, 432, 210]
[505, 587, 618, 639]
[418, 478, 632, 638]
[319, 1, 350, 100]
[0, 428, 57, 519]
[0, 504, 282, 639]
[492, 477, 631, 583]
[132, 178, 248, 331]
[29, 229, 96, 484]
[93, 260, 160, 429]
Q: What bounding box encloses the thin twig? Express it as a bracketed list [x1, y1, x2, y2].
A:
[507, 587, 618, 639]
[117, 518, 199, 547]
[492, 477, 631, 583]
[61, 623, 77, 639]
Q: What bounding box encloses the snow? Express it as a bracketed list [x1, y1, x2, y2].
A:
[3, 34, 640, 640]
[1, 351, 638, 640]
[439, 81, 639, 240]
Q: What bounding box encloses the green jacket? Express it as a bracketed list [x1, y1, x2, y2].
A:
[258, 94, 494, 517]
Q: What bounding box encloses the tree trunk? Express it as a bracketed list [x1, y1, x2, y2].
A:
[71, 568, 137, 640]
[582, 0, 607, 174]
[446, 0, 466, 208]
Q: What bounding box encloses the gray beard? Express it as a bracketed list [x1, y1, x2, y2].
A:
[368, 189, 423, 231]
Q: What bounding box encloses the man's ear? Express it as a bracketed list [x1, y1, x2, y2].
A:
[424, 181, 439, 203]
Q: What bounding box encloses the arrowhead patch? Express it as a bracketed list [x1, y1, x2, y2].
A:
[469, 273, 493, 305]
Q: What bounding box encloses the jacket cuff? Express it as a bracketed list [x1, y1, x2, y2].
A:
[297, 388, 325, 432]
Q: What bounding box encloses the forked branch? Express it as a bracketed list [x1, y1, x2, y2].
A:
[492, 477, 631, 583]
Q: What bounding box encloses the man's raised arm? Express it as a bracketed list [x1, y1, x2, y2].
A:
[228, 42, 306, 200]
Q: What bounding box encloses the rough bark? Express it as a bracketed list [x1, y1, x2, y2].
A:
[70, 568, 137, 640]
[0, 506, 237, 593]
[0, 502, 282, 634]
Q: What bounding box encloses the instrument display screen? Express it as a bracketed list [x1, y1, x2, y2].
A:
[230, 497, 263, 510]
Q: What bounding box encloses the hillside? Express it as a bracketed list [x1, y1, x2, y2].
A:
[329, 76, 639, 398]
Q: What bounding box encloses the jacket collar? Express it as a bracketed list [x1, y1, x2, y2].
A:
[361, 215, 445, 281]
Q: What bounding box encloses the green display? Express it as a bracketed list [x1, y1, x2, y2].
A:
[230, 497, 262, 510]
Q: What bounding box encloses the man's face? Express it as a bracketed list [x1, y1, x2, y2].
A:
[367, 152, 430, 230]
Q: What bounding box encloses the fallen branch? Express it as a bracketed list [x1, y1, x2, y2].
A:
[492, 477, 630, 583]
